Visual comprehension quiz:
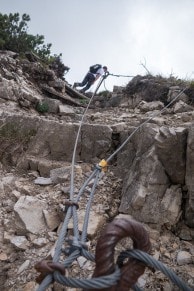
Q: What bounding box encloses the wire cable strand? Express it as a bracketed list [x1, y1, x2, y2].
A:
[109, 73, 135, 78]
[118, 249, 192, 291]
[70, 73, 109, 200]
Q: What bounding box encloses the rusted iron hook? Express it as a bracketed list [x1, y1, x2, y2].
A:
[88, 217, 151, 291]
[35, 259, 66, 284]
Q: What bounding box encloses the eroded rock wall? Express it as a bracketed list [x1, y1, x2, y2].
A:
[117, 122, 194, 229]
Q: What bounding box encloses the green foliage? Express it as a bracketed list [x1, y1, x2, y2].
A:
[98, 90, 111, 98]
[189, 80, 194, 88]
[0, 122, 36, 165]
[0, 12, 52, 60]
[79, 99, 88, 105]
[49, 54, 70, 79]
[0, 12, 70, 78]
[184, 80, 194, 103]
[36, 101, 49, 113]
[0, 122, 36, 143]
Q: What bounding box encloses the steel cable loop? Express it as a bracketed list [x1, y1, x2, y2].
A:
[81, 248, 95, 261]
[36, 208, 73, 291]
[36, 142, 102, 291]
[36, 274, 53, 291]
[118, 249, 192, 291]
[52, 207, 72, 262]
[36, 254, 120, 291]
[54, 266, 121, 289]
[87, 218, 151, 291]
[63, 249, 80, 267]
[81, 171, 100, 242]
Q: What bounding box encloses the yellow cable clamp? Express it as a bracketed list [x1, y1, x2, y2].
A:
[98, 159, 108, 172]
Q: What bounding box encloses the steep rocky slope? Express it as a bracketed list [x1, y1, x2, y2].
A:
[0, 51, 194, 290]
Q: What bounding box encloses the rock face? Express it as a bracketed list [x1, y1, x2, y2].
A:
[185, 126, 194, 227]
[1, 51, 194, 229]
[0, 50, 194, 290]
[155, 126, 187, 184]
[118, 124, 188, 228]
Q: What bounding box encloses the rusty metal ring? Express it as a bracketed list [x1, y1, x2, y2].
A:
[91, 218, 151, 291]
[35, 260, 66, 284]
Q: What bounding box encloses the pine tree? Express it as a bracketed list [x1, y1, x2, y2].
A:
[0, 13, 52, 60]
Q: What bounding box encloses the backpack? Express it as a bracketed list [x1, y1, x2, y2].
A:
[89, 64, 102, 74]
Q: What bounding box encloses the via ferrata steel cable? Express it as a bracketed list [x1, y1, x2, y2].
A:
[69, 72, 110, 200]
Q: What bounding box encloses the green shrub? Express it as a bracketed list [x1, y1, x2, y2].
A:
[98, 90, 110, 98]
[0, 13, 52, 60]
[0, 12, 69, 77]
[79, 99, 88, 105]
[0, 122, 36, 143]
[36, 101, 49, 113]
[189, 80, 194, 88]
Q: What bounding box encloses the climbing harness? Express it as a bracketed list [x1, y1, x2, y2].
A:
[35, 73, 192, 290]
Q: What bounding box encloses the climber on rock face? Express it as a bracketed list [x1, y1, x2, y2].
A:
[73, 64, 108, 93]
